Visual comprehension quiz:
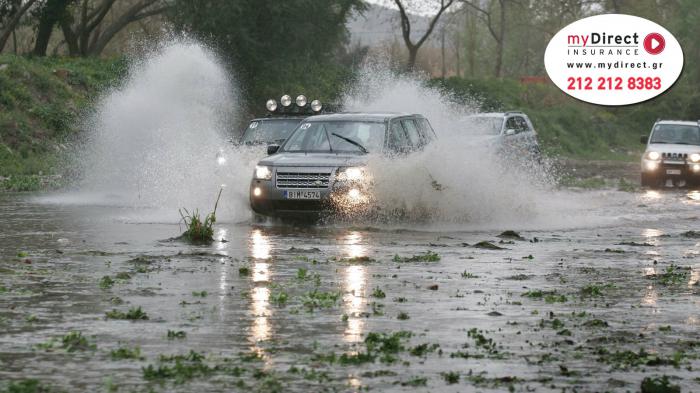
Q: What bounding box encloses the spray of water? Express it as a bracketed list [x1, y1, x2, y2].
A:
[342, 63, 602, 230]
[46, 39, 257, 223]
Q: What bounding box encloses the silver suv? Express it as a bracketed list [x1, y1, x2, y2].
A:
[640, 120, 700, 188]
[460, 111, 541, 160]
[249, 113, 436, 219]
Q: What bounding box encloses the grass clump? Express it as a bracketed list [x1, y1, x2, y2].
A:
[392, 251, 440, 262]
[142, 350, 214, 384]
[167, 330, 186, 339]
[192, 291, 207, 297]
[178, 189, 222, 244]
[269, 290, 288, 306]
[110, 346, 144, 360]
[442, 371, 460, 384]
[238, 266, 251, 276]
[61, 331, 94, 352]
[371, 287, 386, 298]
[1, 379, 52, 393]
[99, 276, 115, 289]
[105, 306, 149, 320]
[641, 376, 680, 393]
[522, 290, 568, 303]
[300, 290, 341, 311]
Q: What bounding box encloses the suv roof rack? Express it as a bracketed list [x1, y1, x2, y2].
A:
[504, 111, 524, 115]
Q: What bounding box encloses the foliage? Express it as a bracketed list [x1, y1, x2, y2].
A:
[178, 189, 222, 244]
[0, 54, 125, 182]
[170, 0, 366, 113]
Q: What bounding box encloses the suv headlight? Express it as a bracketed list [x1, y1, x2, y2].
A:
[645, 151, 660, 160]
[255, 165, 272, 180]
[336, 166, 366, 182]
[690, 153, 700, 163]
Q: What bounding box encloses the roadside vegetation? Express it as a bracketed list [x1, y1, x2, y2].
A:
[0, 54, 125, 191]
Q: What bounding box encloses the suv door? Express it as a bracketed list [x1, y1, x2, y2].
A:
[387, 120, 411, 154]
[400, 118, 423, 150]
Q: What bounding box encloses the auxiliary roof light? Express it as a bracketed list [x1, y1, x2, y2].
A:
[266, 99, 277, 112]
[296, 95, 307, 107]
[280, 94, 292, 107]
[310, 99, 322, 112]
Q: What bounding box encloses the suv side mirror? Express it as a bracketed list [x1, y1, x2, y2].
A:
[640, 135, 648, 144]
[267, 144, 280, 155]
[505, 129, 516, 136]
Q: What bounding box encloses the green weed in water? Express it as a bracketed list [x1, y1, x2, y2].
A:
[105, 306, 148, 320]
[178, 189, 222, 244]
[110, 346, 143, 360]
[392, 251, 440, 262]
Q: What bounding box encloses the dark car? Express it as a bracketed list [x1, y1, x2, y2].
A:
[249, 112, 437, 220]
[238, 94, 325, 146]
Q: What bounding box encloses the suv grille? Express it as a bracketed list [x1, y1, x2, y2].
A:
[662, 152, 688, 160]
[276, 172, 331, 189]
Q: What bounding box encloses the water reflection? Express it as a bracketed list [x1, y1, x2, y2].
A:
[686, 190, 700, 202]
[344, 231, 367, 259]
[642, 228, 664, 239]
[642, 190, 662, 201]
[251, 229, 271, 259]
[642, 285, 658, 309]
[248, 229, 273, 361]
[343, 265, 366, 343]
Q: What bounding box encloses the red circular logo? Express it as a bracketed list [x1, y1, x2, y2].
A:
[643, 33, 665, 55]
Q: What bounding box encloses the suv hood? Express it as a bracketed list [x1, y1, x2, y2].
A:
[259, 152, 367, 167]
[647, 143, 700, 155]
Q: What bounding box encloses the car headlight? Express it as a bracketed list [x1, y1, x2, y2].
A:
[646, 151, 660, 160]
[336, 166, 366, 182]
[255, 165, 272, 180]
[690, 153, 700, 163]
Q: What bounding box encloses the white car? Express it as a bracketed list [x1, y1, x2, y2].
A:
[640, 120, 700, 188]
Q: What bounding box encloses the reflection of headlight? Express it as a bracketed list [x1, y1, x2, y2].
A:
[337, 167, 365, 182]
[646, 151, 660, 160]
[690, 153, 700, 163]
[255, 165, 272, 180]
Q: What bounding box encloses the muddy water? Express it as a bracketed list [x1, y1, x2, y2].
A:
[1, 190, 699, 392]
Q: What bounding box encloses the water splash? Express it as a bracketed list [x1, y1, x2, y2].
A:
[44, 39, 256, 223]
[342, 63, 602, 230]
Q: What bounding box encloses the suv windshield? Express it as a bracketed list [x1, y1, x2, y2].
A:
[463, 117, 503, 135]
[650, 124, 700, 145]
[241, 119, 301, 144]
[283, 121, 385, 153]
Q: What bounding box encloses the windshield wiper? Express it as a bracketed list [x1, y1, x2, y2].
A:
[322, 124, 333, 153]
[331, 133, 368, 153]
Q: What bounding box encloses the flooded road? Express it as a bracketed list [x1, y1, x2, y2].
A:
[1, 189, 699, 392]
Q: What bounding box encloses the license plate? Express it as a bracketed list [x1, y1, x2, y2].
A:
[284, 190, 321, 200]
[666, 169, 681, 175]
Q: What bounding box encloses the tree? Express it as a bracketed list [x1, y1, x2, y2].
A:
[0, 0, 39, 52]
[172, 0, 365, 112]
[60, 0, 170, 56]
[32, 0, 72, 56]
[393, 0, 454, 71]
[460, 0, 508, 78]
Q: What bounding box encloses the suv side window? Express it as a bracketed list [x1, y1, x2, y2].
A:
[417, 118, 436, 144]
[505, 116, 518, 133]
[514, 116, 530, 133]
[401, 119, 422, 148]
[387, 120, 410, 152]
